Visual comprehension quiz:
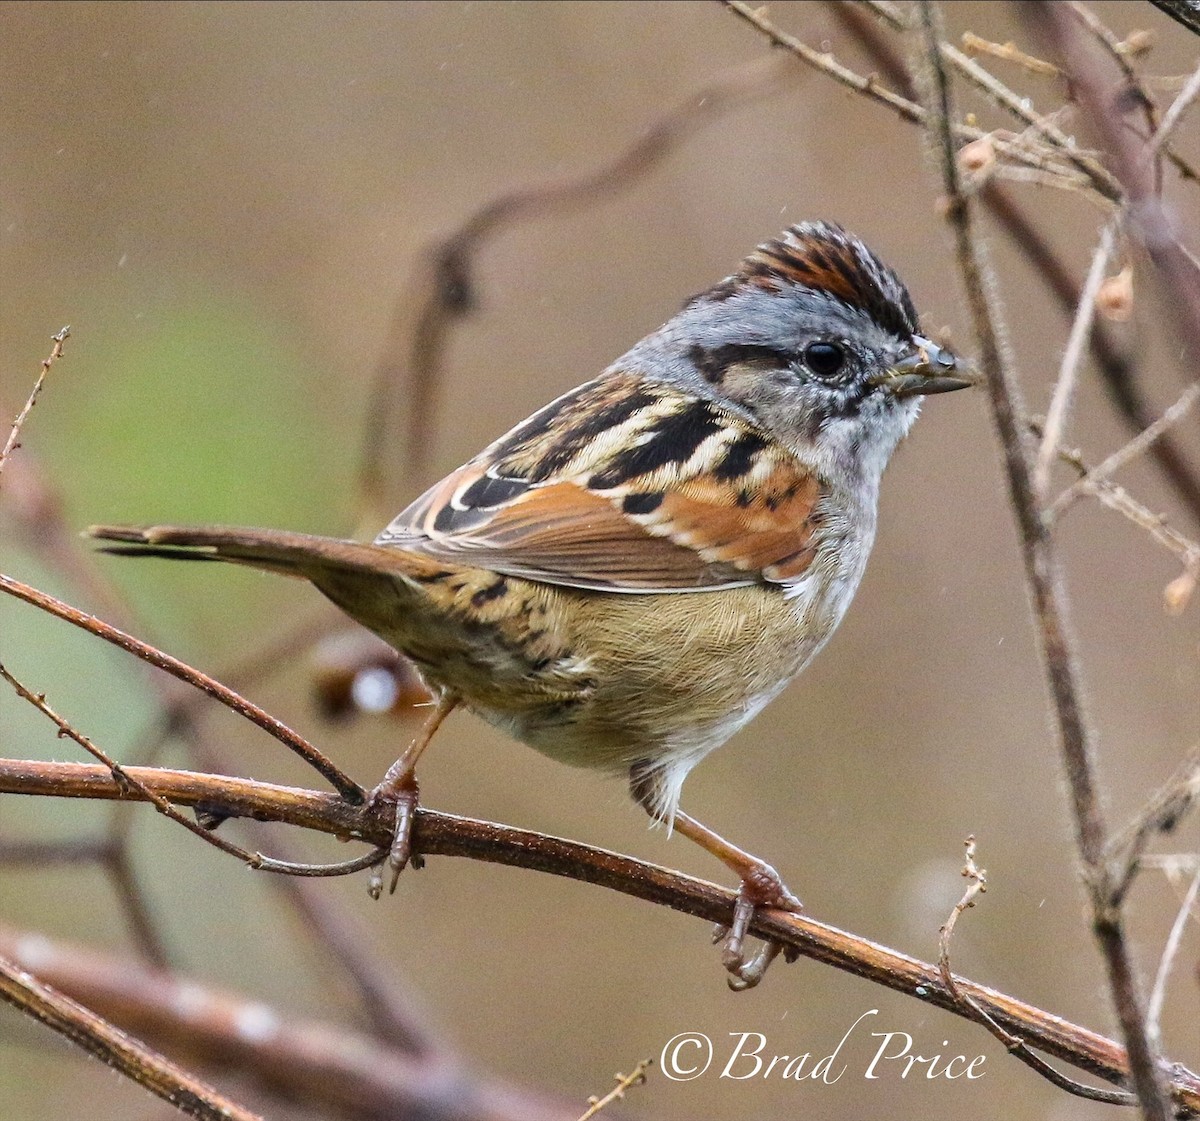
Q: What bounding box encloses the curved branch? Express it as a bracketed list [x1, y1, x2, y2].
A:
[3, 757, 1198, 1115]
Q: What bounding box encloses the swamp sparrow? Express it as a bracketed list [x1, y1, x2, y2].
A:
[91, 222, 969, 988]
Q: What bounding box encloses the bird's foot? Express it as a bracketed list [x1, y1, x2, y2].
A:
[366, 774, 423, 899]
[712, 862, 802, 991]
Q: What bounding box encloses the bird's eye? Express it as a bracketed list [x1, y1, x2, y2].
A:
[804, 342, 846, 379]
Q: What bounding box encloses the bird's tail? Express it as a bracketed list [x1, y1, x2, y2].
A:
[86, 524, 421, 582]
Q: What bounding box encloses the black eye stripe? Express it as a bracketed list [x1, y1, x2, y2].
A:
[687, 343, 795, 385]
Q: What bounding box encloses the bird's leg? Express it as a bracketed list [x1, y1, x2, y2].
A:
[629, 767, 800, 989]
[670, 809, 802, 990]
[367, 690, 459, 898]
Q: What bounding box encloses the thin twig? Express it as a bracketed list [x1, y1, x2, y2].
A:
[0, 949, 262, 1121]
[0, 662, 270, 869]
[936, 837, 1135, 1105]
[1147, 59, 1200, 159]
[1105, 747, 1200, 906]
[0, 571, 365, 803]
[1050, 376, 1200, 519]
[854, 0, 1122, 198]
[3, 756, 1200, 1111]
[577, 1060, 652, 1121]
[1067, 3, 1170, 191]
[1033, 419, 1200, 569]
[720, 1, 1109, 199]
[960, 32, 1060, 77]
[0, 327, 69, 484]
[1146, 864, 1200, 1047]
[1034, 217, 1120, 497]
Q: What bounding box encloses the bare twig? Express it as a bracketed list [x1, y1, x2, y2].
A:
[1034, 217, 1120, 497]
[1049, 376, 1200, 518]
[0, 327, 69, 484]
[936, 838, 1135, 1105]
[960, 32, 1060, 77]
[1067, 3, 1167, 189]
[1146, 60, 1200, 158]
[3, 757, 1200, 1112]
[1039, 435, 1200, 612]
[577, 1060, 651, 1121]
[1146, 864, 1200, 1047]
[0, 571, 365, 803]
[720, 1, 1108, 198]
[0, 662, 270, 869]
[0, 949, 261, 1121]
[853, 0, 1122, 198]
[1105, 747, 1200, 905]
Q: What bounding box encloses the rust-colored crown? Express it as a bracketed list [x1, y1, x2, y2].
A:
[706, 222, 919, 339]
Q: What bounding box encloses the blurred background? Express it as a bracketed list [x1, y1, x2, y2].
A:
[1, 2, 1197, 1118]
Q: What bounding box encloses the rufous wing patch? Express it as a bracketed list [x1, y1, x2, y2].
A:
[377, 375, 827, 594]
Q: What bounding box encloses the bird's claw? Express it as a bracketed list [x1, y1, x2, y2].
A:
[712, 864, 802, 991]
[366, 777, 421, 899]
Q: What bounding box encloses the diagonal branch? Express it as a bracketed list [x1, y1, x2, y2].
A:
[0, 948, 261, 1121]
[0, 327, 69, 484]
[0, 571, 365, 804]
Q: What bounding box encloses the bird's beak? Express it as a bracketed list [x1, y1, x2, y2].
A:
[875, 335, 974, 398]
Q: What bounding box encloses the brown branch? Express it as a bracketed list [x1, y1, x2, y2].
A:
[3, 443, 447, 1053]
[358, 55, 793, 519]
[2, 757, 1199, 1113]
[0, 662, 270, 869]
[0, 571, 365, 804]
[0, 947, 261, 1121]
[0, 923, 576, 1121]
[922, 4, 1171, 1117]
[1148, 0, 1200, 39]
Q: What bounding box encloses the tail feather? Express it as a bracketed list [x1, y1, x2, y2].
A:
[86, 524, 419, 581]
